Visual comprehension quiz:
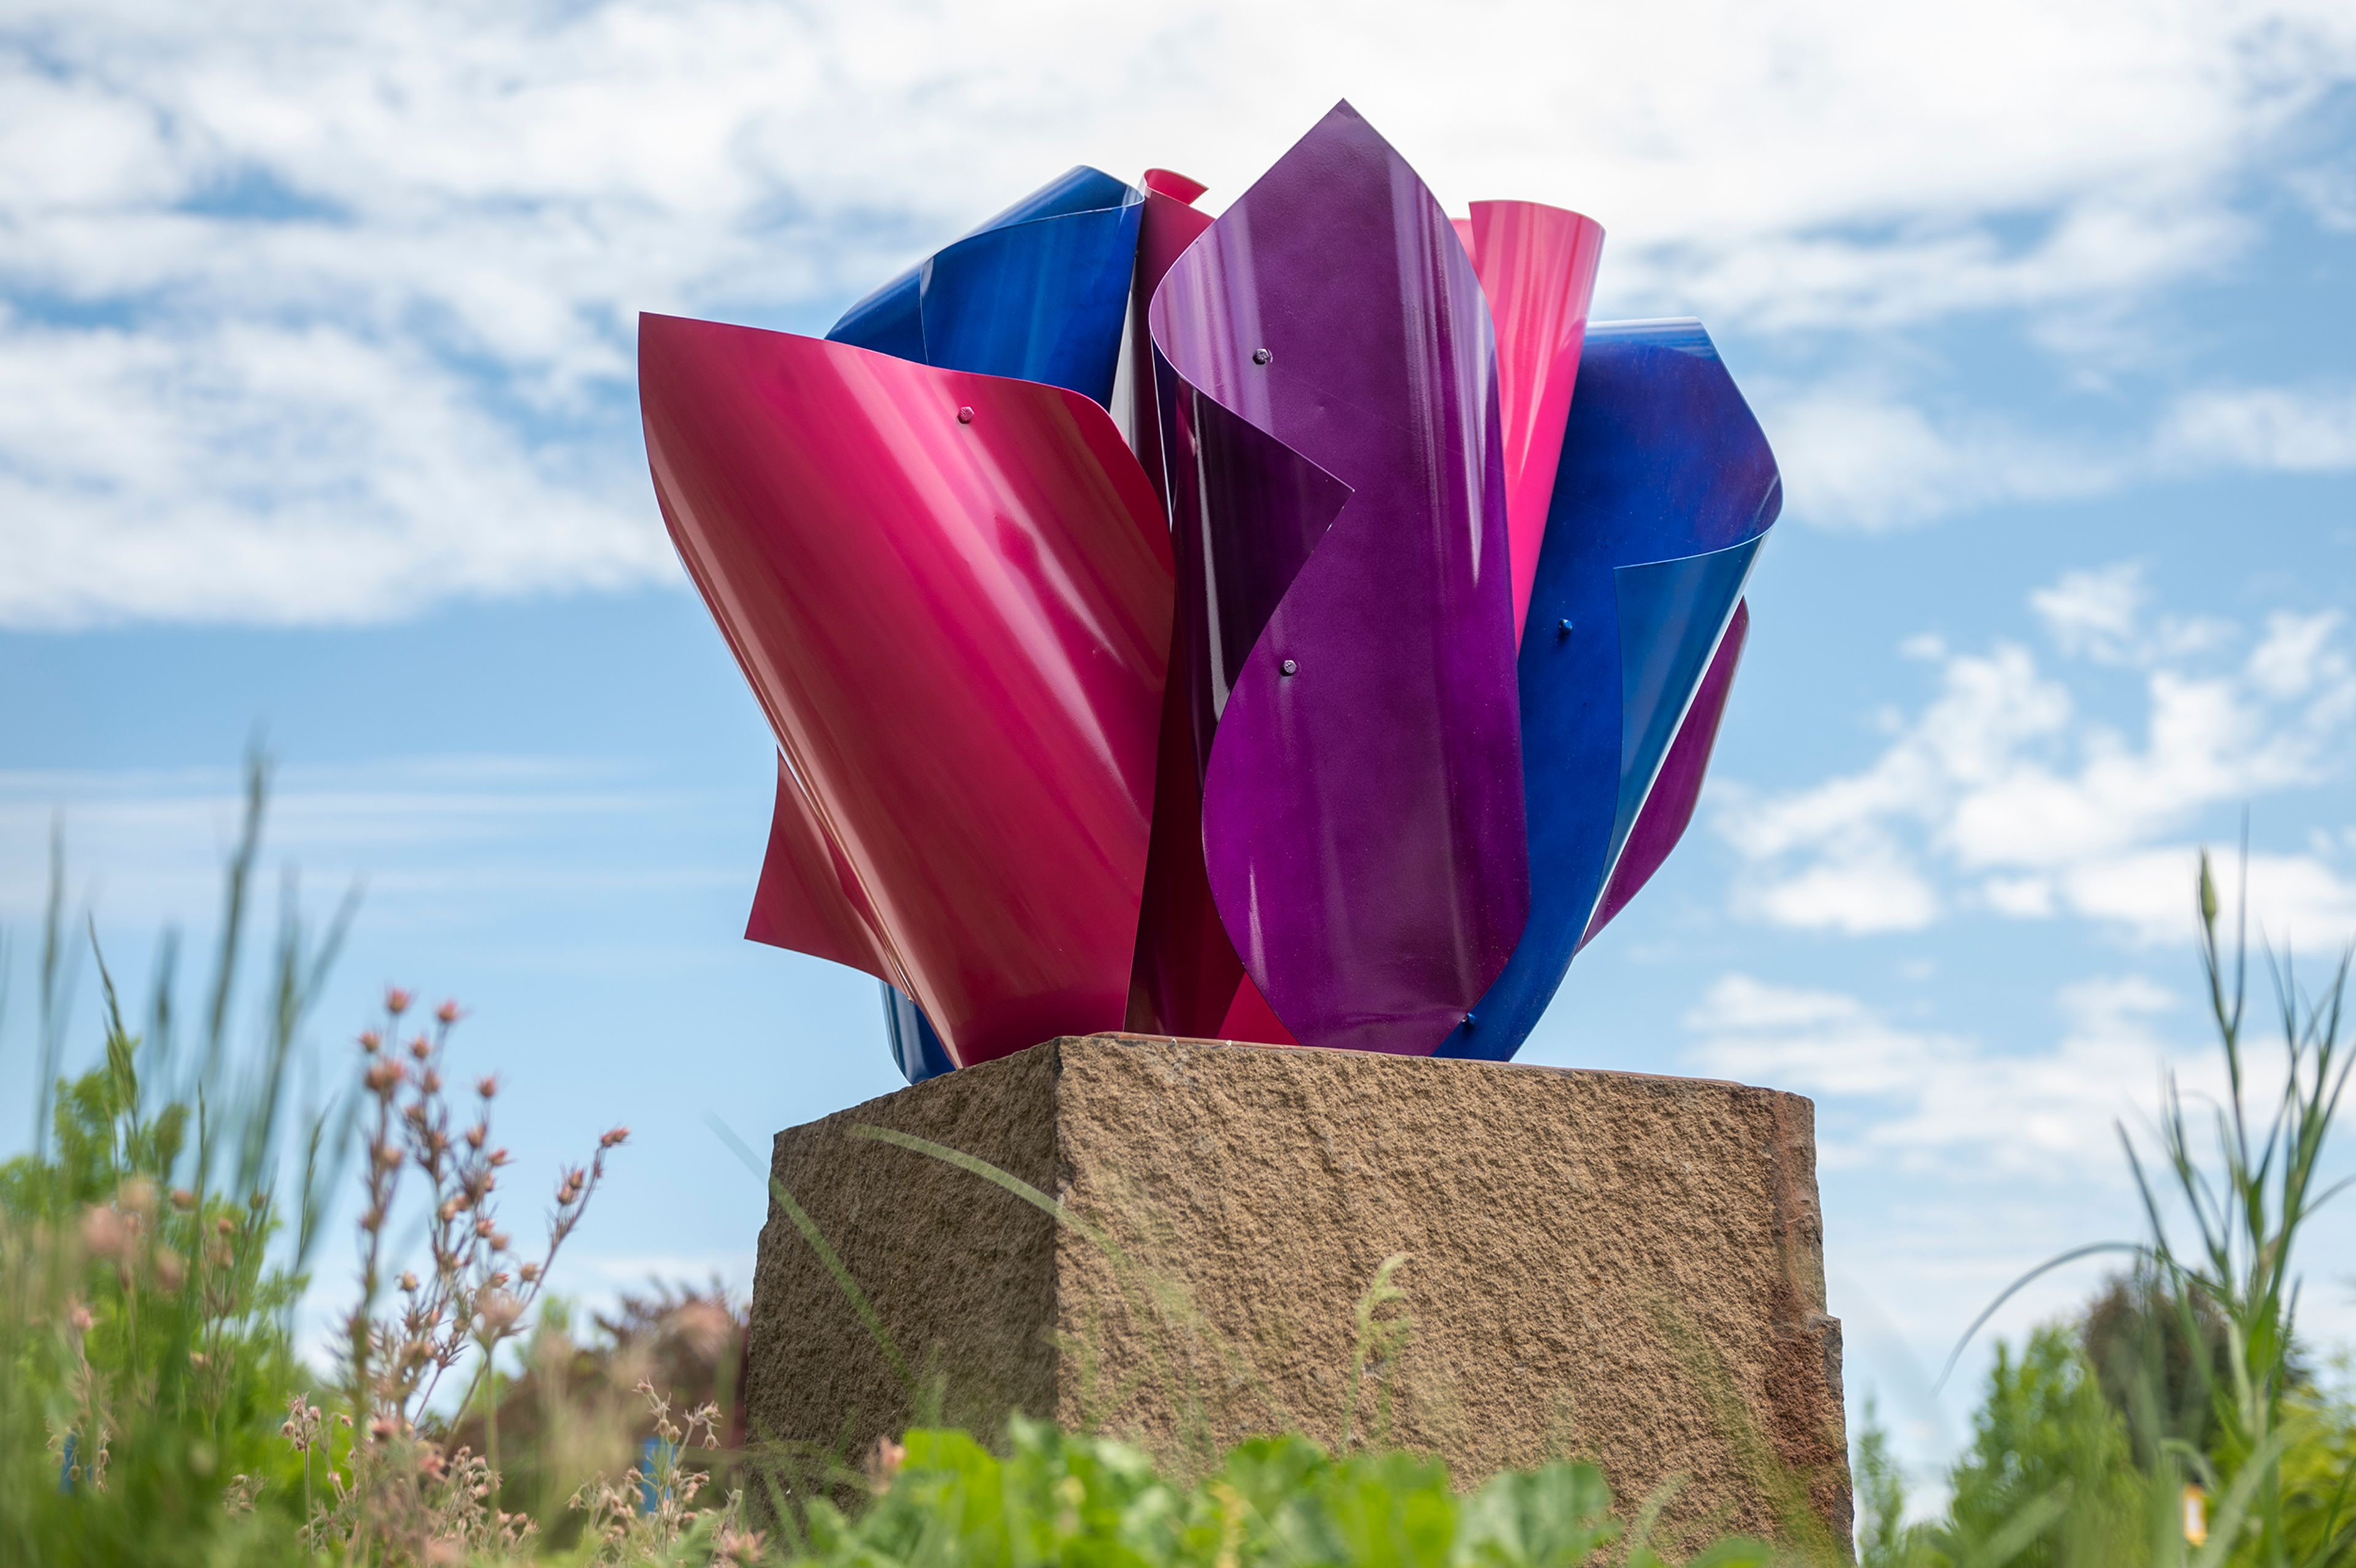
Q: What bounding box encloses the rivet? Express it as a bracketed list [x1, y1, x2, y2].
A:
[1252, 347, 1272, 365]
[1557, 618, 1573, 637]
[1279, 658, 1298, 676]
[956, 405, 975, 424]
[1463, 1011, 1477, 1028]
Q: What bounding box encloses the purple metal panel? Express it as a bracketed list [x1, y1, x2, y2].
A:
[1148, 101, 1529, 1056]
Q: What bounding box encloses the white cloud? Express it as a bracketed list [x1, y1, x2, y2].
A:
[1761, 386, 2122, 532]
[2158, 385, 2356, 472]
[3, 0, 2355, 620]
[1687, 970, 2214, 1178]
[1718, 567, 2356, 948]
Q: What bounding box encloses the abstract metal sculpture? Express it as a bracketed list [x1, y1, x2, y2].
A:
[639, 102, 1780, 1082]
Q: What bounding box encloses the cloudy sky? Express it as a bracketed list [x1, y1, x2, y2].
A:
[5, 0, 2355, 1489]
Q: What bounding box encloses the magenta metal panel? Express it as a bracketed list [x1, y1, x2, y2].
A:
[641, 313, 1173, 1067]
[744, 753, 893, 979]
[1149, 102, 1529, 1057]
[1460, 201, 1605, 644]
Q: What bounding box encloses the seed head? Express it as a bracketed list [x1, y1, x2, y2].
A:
[386, 987, 414, 1015]
[436, 1000, 463, 1025]
[600, 1126, 630, 1149]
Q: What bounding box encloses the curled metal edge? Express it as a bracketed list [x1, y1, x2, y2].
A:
[642, 313, 1172, 1070]
[1149, 101, 1528, 1056]
[1442, 317, 1780, 1062]
[743, 167, 1149, 1080]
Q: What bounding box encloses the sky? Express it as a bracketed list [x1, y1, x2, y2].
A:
[4, 0, 2356, 1497]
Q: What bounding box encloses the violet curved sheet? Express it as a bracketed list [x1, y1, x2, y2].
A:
[1442, 318, 1778, 1063]
[1149, 101, 1528, 1056]
[641, 313, 1172, 1068]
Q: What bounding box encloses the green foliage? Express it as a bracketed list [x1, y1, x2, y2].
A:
[1934, 1328, 2141, 1567]
[787, 1418, 1673, 1568]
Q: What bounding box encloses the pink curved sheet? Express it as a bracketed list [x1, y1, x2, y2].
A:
[1459, 202, 1605, 644]
[745, 752, 891, 978]
[641, 313, 1173, 1067]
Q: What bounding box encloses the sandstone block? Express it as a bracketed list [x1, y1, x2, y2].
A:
[746, 1034, 1848, 1547]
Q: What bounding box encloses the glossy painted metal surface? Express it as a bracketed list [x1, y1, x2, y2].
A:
[796, 165, 1149, 1077]
[828, 166, 1143, 407]
[880, 980, 957, 1083]
[1458, 201, 1606, 645]
[641, 313, 1173, 1068]
[1586, 600, 1748, 942]
[1150, 101, 1528, 1056]
[1442, 317, 1779, 1062]
[1117, 167, 1258, 1042]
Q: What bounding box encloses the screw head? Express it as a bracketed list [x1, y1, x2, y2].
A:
[1557, 618, 1573, 637]
[1279, 658, 1298, 676]
[956, 406, 975, 425]
[1252, 347, 1272, 365]
[1463, 1010, 1476, 1029]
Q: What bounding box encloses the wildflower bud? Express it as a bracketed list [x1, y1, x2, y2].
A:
[387, 987, 414, 1015]
[490, 1232, 510, 1253]
[477, 1289, 523, 1334]
[464, 1124, 486, 1150]
[171, 1188, 196, 1211]
[374, 1142, 402, 1172]
[601, 1126, 629, 1149]
[519, 1262, 541, 1283]
[217, 1215, 237, 1236]
[436, 1000, 462, 1025]
[439, 1199, 460, 1223]
[488, 1270, 510, 1287]
[420, 1069, 442, 1094]
[369, 1415, 397, 1441]
[475, 1216, 495, 1239]
[361, 1209, 384, 1233]
[2198, 851, 2219, 926]
[189, 1350, 210, 1368]
[359, 1029, 383, 1053]
[409, 1035, 432, 1061]
[489, 1148, 510, 1167]
[364, 1059, 405, 1095]
[68, 1301, 94, 1334]
[400, 1270, 419, 1293]
[476, 1075, 498, 1099]
[81, 1205, 130, 1261]
[120, 1177, 158, 1216]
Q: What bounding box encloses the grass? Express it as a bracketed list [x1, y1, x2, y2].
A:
[1, 762, 2350, 1565]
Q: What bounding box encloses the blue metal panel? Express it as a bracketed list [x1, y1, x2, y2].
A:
[828, 166, 1142, 407]
[1441, 318, 1779, 1062]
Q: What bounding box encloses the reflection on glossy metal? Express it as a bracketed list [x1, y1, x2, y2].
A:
[641, 315, 1172, 1069]
[1441, 318, 1779, 1063]
[1457, 201, 1606, 644]
[638, 107, 1783, 1081]
[1152, 102, 1527, 1057]
[828, 165, 1144, 407]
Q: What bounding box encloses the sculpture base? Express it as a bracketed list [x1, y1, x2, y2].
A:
[746, 1034, 1848, 1547]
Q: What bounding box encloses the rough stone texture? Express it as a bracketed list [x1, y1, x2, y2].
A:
[747, 1034, 1849, 1547]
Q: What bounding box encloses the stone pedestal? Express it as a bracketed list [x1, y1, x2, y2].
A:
[745, 1034, 1848, 1547]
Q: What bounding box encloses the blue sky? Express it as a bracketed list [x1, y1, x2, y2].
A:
[4, 0, 2356, 1493]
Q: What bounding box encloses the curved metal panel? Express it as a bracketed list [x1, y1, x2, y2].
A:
[641, 313, 1172, 1068]
[1120, 170, 1255, 1040]
[1150, 101, 1528, 1056]
[828, 166, 1142, 406]
[880, 980, 957, 1083]
[1459, 201, 1605, 645]
[1442, 317, 1779, 1062]
[1585, 599, 1749, 943]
